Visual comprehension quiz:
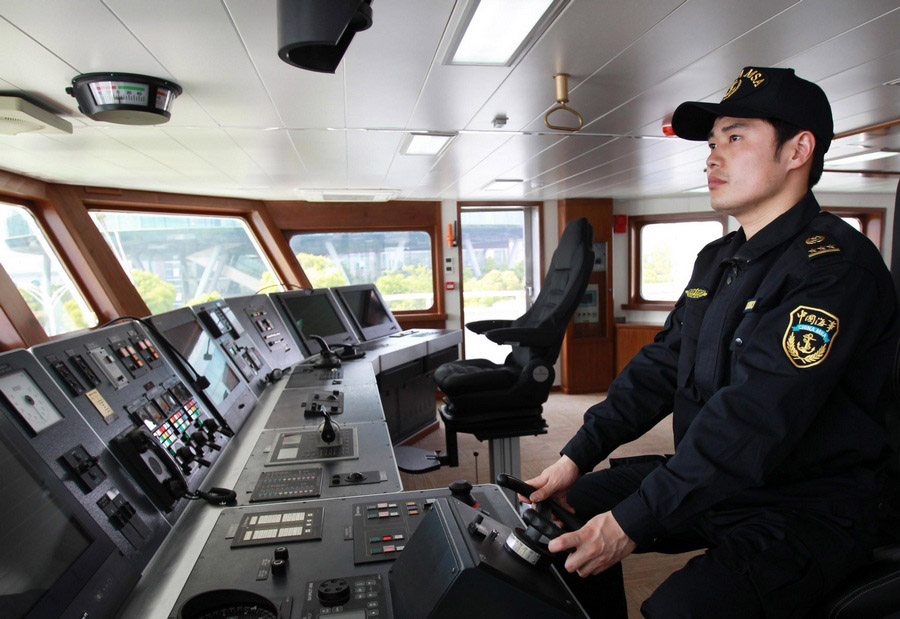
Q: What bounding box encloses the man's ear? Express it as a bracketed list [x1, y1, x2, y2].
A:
[786, 131, 815, 171]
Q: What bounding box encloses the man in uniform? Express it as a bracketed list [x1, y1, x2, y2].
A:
[524, 67, 899, 617]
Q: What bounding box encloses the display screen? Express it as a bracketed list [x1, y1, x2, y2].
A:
[341, 288, 393, 329]
[281, 293, 348, 339]
[162, 320, 240, 406]
[0, 433, 93, 617]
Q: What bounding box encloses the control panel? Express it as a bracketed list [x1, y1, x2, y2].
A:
[0, 350, 171, 607]
[224, 294, 305, 375]
[573, 283, 600, 324]
[266, 384, 385, 430]
[194, 299, 274, 397]
[149, 307, 258, 433]
[32, 321, 232, 520]
[168, 486, 585, 619]
[233, 420, 401, 505]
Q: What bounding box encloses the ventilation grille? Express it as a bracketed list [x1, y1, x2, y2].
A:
[0, 96, 72, 135]
[295, 189, 400, 202]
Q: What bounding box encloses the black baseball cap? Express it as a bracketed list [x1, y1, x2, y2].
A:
[671, 67, 833, 153]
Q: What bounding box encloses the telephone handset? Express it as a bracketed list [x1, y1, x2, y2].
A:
[112, 426, 188, 512]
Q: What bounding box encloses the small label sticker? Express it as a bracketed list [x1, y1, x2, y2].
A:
[84, 388, 117, 424]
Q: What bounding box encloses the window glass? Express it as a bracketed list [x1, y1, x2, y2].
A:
[640, 220, 724, 301]
[0, 203, 97, 335]
[839, 216, 862, 232]
[89, 212, 280, 314]
[290, 231, 434, 311]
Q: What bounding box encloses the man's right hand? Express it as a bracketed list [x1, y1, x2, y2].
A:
[521, 455, 580, 506]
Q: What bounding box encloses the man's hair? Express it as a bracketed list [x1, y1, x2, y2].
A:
[765, 118, 826, 189]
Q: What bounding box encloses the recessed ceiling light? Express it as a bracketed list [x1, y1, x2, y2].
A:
[446, 0, 568, 66]
[825, 151, 899, 166]
[295, 189, 399, 202]
[483, 178, 524, 191]
[400, 132, 457, 156]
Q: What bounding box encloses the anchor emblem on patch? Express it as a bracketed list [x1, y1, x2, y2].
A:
[783, 306, 839, 368]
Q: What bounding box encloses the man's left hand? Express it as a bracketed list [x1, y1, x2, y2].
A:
[547, 511, 637, 577]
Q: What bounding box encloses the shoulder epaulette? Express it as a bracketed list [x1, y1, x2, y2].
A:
[798, 232, 841, 261]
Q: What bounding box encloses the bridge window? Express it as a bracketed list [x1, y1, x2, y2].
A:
[89, 211, 280, 314]
[0, 203, 98, 335]
[290, 231, 435, 311]
[626, 213, 728, 309]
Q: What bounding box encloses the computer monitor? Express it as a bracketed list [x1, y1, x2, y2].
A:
[272, 289, 359, 354]
[0, 410, 126, 618]
[333, 284, 401, 341]
[149, 308, 246, 415]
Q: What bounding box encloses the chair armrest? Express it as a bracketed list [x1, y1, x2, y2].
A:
[485, 327, 557, 347]
[466, 319, 513, 334]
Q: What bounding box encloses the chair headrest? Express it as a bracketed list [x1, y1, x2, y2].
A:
[550, 217, 593, 270]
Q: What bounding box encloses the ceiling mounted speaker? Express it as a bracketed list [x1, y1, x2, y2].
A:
[277, 0, 373, 74]
[66, 73, 182, 125]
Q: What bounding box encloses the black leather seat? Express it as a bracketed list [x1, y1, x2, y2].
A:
[395, 217, 593, 476]
[434, 216, 594, 417]
[810, 179, 900, 618]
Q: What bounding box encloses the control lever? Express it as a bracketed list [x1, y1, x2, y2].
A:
[495, 473, 583, 531]
[177, 445, 211, 471]
[310, 335, 342, 369]
[191, 431, 219, 452]
[495, 473, 585, 568]
[317, 410, 340, 446]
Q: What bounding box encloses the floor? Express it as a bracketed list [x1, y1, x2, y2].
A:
[399, 391, 700, 619]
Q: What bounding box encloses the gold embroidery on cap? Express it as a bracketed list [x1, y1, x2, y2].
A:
[721, 68, 766, 101]
[805, 235, 825, 244]
[685, 288, 708, 299]
[783, 306, 839, 368]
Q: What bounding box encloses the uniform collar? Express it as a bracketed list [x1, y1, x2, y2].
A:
[730, 192, 820, 262]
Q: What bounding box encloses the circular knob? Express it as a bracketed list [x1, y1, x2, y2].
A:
[346, 472, 366, 482]
[449, 480, 476, 507]
[274, 546, 289, 561]
[317, 578, 351, 607]
[271, 558, 286, 576]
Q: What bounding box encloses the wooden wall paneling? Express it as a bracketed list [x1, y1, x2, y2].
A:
[615, 323, 662, 375]
[0, 261, 48, 350]
[36, 185, 149, 322]
[244, 207, 310, 289]
[558, 198, 615, 393]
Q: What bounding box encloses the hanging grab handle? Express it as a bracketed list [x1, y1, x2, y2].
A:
[544, 73, 583, 132]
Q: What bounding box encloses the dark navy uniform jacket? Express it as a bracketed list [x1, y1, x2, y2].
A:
[562, 193, 899, 547]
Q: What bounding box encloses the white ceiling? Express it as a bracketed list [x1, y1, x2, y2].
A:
[0, 0, 897, 202]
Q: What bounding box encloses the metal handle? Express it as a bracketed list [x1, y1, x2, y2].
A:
[544, 73, 584, 132]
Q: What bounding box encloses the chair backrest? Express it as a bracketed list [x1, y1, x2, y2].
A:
[509, 217, 594, 368]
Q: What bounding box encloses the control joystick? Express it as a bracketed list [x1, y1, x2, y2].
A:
[505, 507, 564, 568]
[495, 473, 585, 568]
[449, 480, 477, 507]
[317, 578, 351, 607]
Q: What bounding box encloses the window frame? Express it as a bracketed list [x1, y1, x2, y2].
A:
[822, 207, 884, 250]
[89, 209, 283, 314]
[0, 198, 101, 343]
[288, 226, 441, 316]
[625, 211, 729, 311]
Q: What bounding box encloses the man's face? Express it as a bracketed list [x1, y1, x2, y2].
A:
[705, 116, 788, 217]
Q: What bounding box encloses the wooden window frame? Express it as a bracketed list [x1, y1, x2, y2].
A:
[624, 211, 728, 311]
[822, 207, 884, 250]
[288, 227, 443, 317]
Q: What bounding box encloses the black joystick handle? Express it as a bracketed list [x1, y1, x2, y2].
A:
[522, 508, 564, 542]
[449, 480, 477, 507]
[319, 411, 337, 444]
[495, 473, 584, 532]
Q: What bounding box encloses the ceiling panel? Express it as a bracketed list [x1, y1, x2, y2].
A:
[103, 0, 280, 128]
[521, 0, 801, 133]
[288, 130, 348, 188]
[0, 0, 895, 200]
[465, 0, 685, 133]
[224, 0, 347, 129]
[344, 0, 455, 129]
